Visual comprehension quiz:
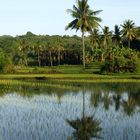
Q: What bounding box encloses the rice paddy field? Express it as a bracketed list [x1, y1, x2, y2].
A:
[0, 81, 139, 140]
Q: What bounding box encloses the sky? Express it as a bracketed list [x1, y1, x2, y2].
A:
[0, 0, 139, 36]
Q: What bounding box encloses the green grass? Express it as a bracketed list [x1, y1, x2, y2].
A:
[0, 73, 140, 83]
[14, 62, 103, 74]
[0, 62, 140, 83]
[0, 79, 80, 91]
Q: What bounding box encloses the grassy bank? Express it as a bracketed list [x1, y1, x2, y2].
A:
[0, 64, 140, 83]
[0, 73, 140, 83]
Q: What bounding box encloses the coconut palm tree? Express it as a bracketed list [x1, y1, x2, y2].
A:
[101, 26, 112, 48]
[18, 39, 29, 66]
[47, 43, 53, 66]
[33, 41, 43, 67]
[66, 0, 102, 69]
[100, 26, 112, 61]
[112, 25, 122, 47]
[55, 37, 64, 65]
[121, 20, 136, 48]
[90, 29, 100, 51]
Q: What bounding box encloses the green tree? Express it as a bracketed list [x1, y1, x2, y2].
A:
[18, 38, 29, 66]
[34, 41, 43, 67]
[112, 25, 122, 47]
[55, 37, 64, 65]
[121, 20, 136, 48]
[0, 48, 5, 72]
[47, 43, 53, 66]
[66, 0, 102, 69]
[90, 29, 100, 51]
[101, 26, 112, 48]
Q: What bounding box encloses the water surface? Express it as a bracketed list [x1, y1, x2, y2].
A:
[0, 82, 139, 140]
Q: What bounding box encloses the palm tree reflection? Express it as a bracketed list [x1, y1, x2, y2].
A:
[66, 86, 102, 140]
[122, 93, 136, 116]
[113, 94, 121, 111]
[102, 92, 112, 110]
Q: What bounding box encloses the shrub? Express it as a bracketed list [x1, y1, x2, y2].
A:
[101, 47, 139, 73]
[0, 49, 5, 72]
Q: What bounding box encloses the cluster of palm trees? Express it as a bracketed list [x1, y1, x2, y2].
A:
[17, 37, 64, 67]
[66, 0, 136, 69]
[90, 20, 136, 50]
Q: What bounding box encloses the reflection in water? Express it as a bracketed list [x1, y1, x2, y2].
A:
[122, 93, 136, 116]
[0, 82, 139, 140]
[67, 116, 102, 140]
[90, 84, 140, 116]
[66, 87, 102, 140]
[113, 94, 121, 111]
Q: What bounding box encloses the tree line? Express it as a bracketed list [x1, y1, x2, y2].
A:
[66, 0, 140, 72]
[0, 0, 140, 73]
[0, 23, 140, 73]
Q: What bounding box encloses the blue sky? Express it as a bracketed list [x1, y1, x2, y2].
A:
[0, 0, 139, 36]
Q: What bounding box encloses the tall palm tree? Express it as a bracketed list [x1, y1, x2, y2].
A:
[90, 29, 100, 51]
[47, 43, 53, 66]
[112, 25, 122, 47]
[101, 26, 112, 48]
[66, 0, 102, 69]
[18, 39, 29, 66]
[121, 20, 136, 48]
[100, 26, 112, 61]
[56, 37, 64, 65]
[34, 41, 42, 67]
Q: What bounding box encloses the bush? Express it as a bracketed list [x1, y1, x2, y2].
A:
[3, 57, 15, 73]
[101, 47, 139, 73]
[0, 49, 5, 72]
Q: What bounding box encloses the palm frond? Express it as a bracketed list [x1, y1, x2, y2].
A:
[65, 19, 78, 30]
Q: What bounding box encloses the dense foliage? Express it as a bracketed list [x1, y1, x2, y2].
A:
[101, 47, 139, 73]
[0, 22, 140, 73]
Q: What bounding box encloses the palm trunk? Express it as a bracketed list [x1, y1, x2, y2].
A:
[128, 39, 131, 48]
[24, 54, 28, 67]
[101, 53, 104, 62]
[49, 51, 53, 66]
[25, 58, 28, 67]
[82, 32, 85, 69]
[58, 49, 60, 65]
[37, 50, 41, 67]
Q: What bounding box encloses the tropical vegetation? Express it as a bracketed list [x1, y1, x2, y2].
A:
[0, 0, 140, 75]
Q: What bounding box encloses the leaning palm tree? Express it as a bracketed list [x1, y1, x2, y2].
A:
[66, 0, 102, 69]
[121, 20, 136, 48]
[112, 25, 122, 47]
